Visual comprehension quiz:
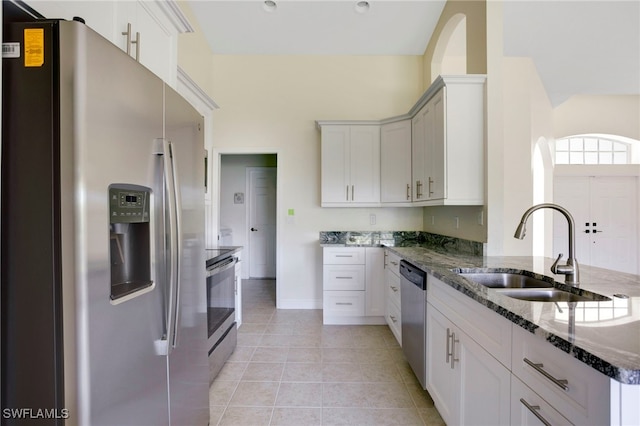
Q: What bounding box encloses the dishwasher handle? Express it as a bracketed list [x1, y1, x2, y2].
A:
[399, 260, 427, 290]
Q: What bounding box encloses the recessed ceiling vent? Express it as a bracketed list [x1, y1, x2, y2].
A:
[354, 1, 370, 14]
[263, 0, 277, 13]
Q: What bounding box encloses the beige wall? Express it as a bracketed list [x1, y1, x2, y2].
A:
[176, 1, 215, 96]
[210, 55, 424, 307]
[554, 95, 640, 140]
[422, 0, 487, 88]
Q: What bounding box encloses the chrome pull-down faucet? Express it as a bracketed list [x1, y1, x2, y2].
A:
[514, 203, 580, 286]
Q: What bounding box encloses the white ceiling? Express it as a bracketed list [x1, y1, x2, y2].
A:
[188, 0, 640, 106]
[188, 0, 446, 55]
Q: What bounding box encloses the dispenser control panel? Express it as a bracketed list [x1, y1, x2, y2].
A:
[109, 185, 150, 224]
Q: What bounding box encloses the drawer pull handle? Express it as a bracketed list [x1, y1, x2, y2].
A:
[446, 328, 453, 364]
[335, 255, 353, 258]
[520, 398, 552, 426]
[336, 302, 353, 306]
[389, 315, 397, 323]
[336, 277, 353, 279]
[523, 358, 569, 391]
[390, 261, 398, 266]
[390, 286, 398, 292]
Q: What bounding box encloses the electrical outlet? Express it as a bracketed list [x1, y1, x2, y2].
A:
[431, 216, 435, 225]
[454, 216, 460, 229]
[477, 211, 484, 226]
[370, 214, 376, 225]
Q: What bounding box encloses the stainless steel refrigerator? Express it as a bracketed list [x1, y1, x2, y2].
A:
[1, 16, 209, 425]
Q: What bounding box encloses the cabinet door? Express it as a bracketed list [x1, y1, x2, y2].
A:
[426, 90, 445, 200]
[381, 120, 412, 203]
[26, 1, 116, 41]
[349, 126, 380, 203]
[321, 126, 350, 203]
[365, 248, 384, 316]
[411, 105, 427, 201]
[135, 3, 173, 83]
[457, 328, 511, 426]
[425, 304, 456, 425]
[234, 261, 242, 327]
[115, 2, 174, 83]
[512, 375, 573, 426]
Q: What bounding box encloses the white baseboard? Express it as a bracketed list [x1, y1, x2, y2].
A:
[277, 299, 322, 309]
[322, 316, 387, 325]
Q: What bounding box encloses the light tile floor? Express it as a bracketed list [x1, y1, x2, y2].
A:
[209, 279, 445, 426]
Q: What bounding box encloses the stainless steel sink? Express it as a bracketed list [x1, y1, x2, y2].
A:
[496, 288, 611, 303]
[459, 272, 554, 289]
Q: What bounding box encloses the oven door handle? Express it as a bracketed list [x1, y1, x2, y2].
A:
[207, 256, 237, 276]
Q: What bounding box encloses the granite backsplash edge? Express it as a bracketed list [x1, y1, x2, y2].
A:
[319, 231, 483, 257]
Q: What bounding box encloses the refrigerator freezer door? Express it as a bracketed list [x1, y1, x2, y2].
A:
[62, 22, 170, 425]
[164, 85, 209, 426]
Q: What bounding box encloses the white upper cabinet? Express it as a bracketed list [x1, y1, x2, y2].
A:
[411, 76, 485, 206]
[318, 75, 485, 208]
[319, 124, 380, 206]
[381, 120, 412, 204]
[27, 0, 190, 86]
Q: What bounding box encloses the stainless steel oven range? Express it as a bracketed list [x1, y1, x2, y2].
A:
[206, 249, 238, 383]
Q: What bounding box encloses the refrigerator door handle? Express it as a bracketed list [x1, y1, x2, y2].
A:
[154, 138, 178, 356]
[168, 142, 182, 349]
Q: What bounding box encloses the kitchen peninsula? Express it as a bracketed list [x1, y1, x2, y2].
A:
[321, 231, 640, 425]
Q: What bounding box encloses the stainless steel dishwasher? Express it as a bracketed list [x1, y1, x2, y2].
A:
[400, 260, 427, 389]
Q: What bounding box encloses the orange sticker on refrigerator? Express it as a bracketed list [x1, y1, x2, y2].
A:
[24, 28, 44, 67]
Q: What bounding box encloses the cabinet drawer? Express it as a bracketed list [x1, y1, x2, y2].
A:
[323, 247, 365, 264]
[323, 265, 365, 291]
[384, 250, 402, 276]
[385, 296, 401, 345]
[511, 375, 572, 426]
[429, 275, 512, 368]
[386, 269, 401, 307]
[511, 324, 609, 425]
[323, 291, 365, 317]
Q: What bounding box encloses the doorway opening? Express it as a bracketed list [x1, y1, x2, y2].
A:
[219, 154, 278, 313]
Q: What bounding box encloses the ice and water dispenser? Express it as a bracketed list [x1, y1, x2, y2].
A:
[109, 184, 153, 301]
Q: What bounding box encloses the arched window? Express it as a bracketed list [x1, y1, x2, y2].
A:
[555, 134, 636, 165]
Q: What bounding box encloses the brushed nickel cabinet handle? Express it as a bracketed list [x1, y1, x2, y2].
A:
[132, 31, 140, 62]
[446, 328, 452, 364]
[428, 177, 434, 196]
[406, 184, 411, 200]
[389, 315, 397, 323]
[336, 302, 353, 306]
[390, 286, 398, 292]
[523, 358, 569, 391]
[520, 398, 552, 426]
[450, 332, 459, 369]
[122, 23, 132, 55]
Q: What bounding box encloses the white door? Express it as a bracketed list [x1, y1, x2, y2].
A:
[248, 168, 276, 278]
[554, 176, 638, 274]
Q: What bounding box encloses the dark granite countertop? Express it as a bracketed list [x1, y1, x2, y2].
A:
[381, 246, 640, 385]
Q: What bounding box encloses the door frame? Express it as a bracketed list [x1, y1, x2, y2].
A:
[213, 147, 281, 308]
[246, 166, 277, 279]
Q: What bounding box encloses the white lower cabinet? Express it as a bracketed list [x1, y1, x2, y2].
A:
[322, 247, 385, 325]
[424, 272, 633, 426]
[426, 303, 511, 426]
[234, 252, 242, 328]
[384, 250, 402, 344]
[511, 324, 610, 425]
[511, 375, 573, 426]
